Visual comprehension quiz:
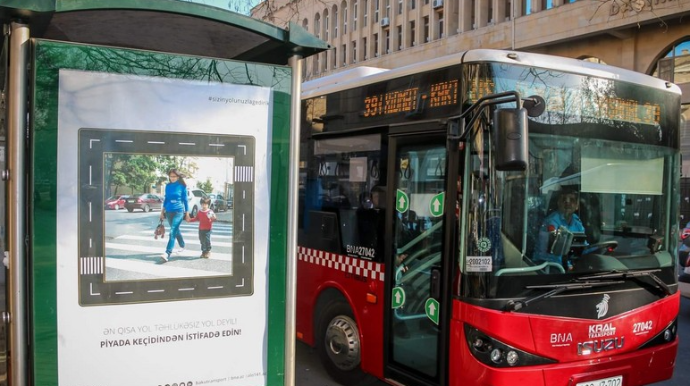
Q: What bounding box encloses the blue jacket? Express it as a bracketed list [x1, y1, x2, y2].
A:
[163, 181, 189, 213]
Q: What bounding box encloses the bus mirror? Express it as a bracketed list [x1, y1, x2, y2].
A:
[493, 108, 529, 171]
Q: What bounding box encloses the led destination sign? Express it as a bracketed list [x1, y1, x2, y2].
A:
[363, 80, 459, 117]
[362, 75, 660, 127]
[354, 63, 667, 133]
[469, 77, 661, 126]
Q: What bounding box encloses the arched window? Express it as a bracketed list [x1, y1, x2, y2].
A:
[333, 6, 339, 38]
[314, 13, 321, 39]
[324, 9, 330, 41]
[342, 1, 348, 34]
[652, 39, 690, 87]
[302, 18, 308, 32]
[353, 0, 358, 30]
[652, 38, 690, 186]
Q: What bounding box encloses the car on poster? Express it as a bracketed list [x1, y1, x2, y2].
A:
[104, 194, 129, 210]
[207, 193, 228, 212]
[187, 188, 207, 217]
[124, 193, 163, 212]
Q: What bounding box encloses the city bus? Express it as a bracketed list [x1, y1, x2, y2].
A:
[296, 49, 682, 386]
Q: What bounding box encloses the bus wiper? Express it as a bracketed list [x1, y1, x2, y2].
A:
[505, 280, 624, 312]
[576, 269, 672, 296]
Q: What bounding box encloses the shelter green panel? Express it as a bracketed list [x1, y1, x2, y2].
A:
[31, 39, 290, 386]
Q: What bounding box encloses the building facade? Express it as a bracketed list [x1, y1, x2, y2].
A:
[252, 0, 690, 217]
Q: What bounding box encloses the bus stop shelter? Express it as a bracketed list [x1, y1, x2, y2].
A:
[0, 1, 329, 386]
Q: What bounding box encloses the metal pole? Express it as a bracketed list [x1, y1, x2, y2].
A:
[284, 53, 303, 386]
[7, 21, 29, 386]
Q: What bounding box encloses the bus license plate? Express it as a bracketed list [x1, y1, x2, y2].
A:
[576, 375, 622, 386]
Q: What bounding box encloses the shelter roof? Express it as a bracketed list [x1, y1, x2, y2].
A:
[0, 0, 329, 64]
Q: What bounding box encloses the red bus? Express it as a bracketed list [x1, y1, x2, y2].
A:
[297, 49, 681, 386]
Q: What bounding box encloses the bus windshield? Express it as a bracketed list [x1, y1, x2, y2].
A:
[459, 62, 680, 299]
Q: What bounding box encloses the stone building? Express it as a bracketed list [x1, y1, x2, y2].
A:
[252, 0, 690, 217]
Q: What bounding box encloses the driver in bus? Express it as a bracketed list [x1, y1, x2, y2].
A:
[535, 185, 585, 270]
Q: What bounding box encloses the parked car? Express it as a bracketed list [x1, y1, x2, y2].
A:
[207, 193, 228, 212]
[125, 193, 163, 212]
[104, 194, 129, 210]
[187, 189, 207, 217]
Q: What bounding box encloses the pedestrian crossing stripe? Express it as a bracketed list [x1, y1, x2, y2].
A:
[120, 235, 233, 247]
[81, 256, 104, 274]
[298, 247, 385, 282]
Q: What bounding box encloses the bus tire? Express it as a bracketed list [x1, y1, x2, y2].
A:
[316, 301, 373, 386]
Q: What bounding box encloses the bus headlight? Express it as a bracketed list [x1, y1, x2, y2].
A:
[464, 324, 556, 368]
[506, 350, 520, 366]
[490, 348, 503, 364]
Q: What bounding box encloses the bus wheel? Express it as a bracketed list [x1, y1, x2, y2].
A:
[317, 302, 372, 386]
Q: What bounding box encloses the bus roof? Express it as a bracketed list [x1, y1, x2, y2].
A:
[302, 49, 681, 99]
[300, 66, 389, 95]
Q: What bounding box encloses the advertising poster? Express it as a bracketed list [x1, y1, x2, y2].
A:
[31, 41, 291, 386]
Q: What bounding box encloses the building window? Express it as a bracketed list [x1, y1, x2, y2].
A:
[324, 10, 329, 40]
[352, 40, 357, 62]
[353, 1, 358, 30]
[386, 0, 390, 18]
[652, 39, 690, 85]
[411, 0, 416, 10]
[423, 16, 429, 42]
[398, 0, 403, 14]
[334, 7, 339, 37]
[410, 20, 416, 46]
[438, 11, 444, 39]
[471, 3, 476, 28]
[375, 0, 380, 22]
[397, 26, 402, 50]
[651, 39, 690, 192]
[342, 44, 347, 65]
[333, 47, 338, 69]
[363, 37, 368, 60]
[302, 18, 308, 31]
[364, 0, 368, 25]
[343, 1, 348, 34]
[385, 29, 390, 53]
[314, 14, 321, 38]
[374, 33, 379, 56]
[522, 0, 531, 16]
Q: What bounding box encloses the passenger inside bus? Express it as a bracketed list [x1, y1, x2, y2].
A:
[535, 185, 585, 270]
[356, 186, 386, 258]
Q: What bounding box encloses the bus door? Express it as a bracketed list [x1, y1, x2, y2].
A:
[386, 132, 449, 385]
